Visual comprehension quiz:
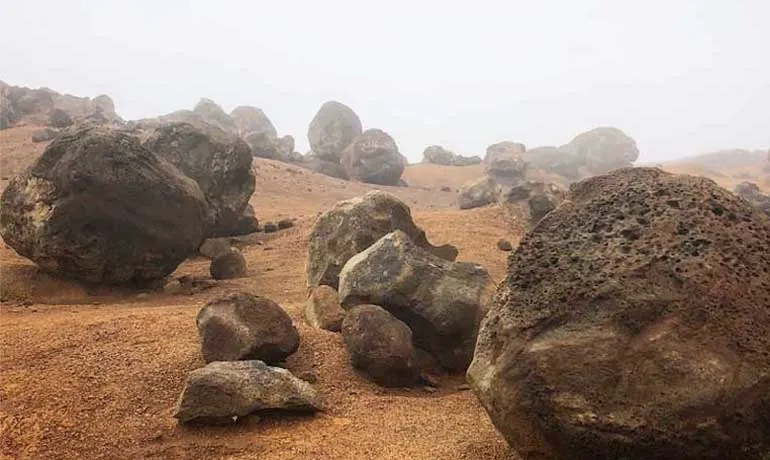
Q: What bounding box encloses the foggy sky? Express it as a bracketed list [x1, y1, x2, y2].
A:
[1, 0, 768, 163]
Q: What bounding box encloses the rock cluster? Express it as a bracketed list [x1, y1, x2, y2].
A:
[423, 145, 481, 166]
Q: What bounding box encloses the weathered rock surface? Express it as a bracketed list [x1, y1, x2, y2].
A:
[142, 122, 256, 237]
[0, 127, 207, 284]
[174, 360, 320, 424]
[468, 167, 770, 460]
[192, 98, 237, 134]
[245, 131, 291, 161]
[342, 304, 420, 387]
[304, 285, 346, 332]
[485, 154, 528, 186]
[341, 129, 406, 186]
[306, 191, 458, 289]
[298, 157, 349, 180]
[307, 101, 362, 162]
[197, 293, 299, 364]
[423, 145, 481, 166]
[230, 105, 277, 138]
[520, 146, 583, 181]
[484, 141, 526, 163]
[564, 126, 639, 175]
[503, 181, 566, 223]
[209, 250, 247, 280]
[339, 231, 492, 371]
[199, 238, 233, 259]
[458, 176, 501, 210]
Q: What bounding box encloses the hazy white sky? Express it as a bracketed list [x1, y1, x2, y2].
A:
[1, 0, 768, 162]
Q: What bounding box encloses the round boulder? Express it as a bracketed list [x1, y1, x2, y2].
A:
[341, 128, 406, 186]
[209, 250, 247, 280]
[484, 141, 525, 163]
[468, 167, 770, 460]
[142, 122, 256, 238]
[307, 100, 362, 162]
[196, 292, 300, 364]
[565, 126, 639, 175]
[0, 127, 207, 284]
[458, 176, 501, 210]
[230, 105, 277, 138]
[304, 285, 346, 332]
[342, 304, 420, 387]
[422, 145, 456, 165]
[192, 98, 237, 134]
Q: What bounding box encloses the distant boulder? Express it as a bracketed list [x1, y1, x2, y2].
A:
[48, 108, 73, 128]
[339, 230, 492, 371]
[142, 122, 256, 238]
[230, 105, 277, 138]
[342, 304, 420, 387]
[469, 167, 770, 460]
[520, 146, 583, 181]
[485, 154, 528, 187]
[458, 176, 501, 210]
[0, 127, 207, 284]
[307, 191, 458, 289]
[423, 145, 483, 166]
[199, 238, 233, 259]
[307, 101, 362, 162]
[565, 126, 639, 175]
[298, 157, 350, 180]
[192, 98, 237, 134]
[734, 181, 770, 216]
[503, 181, 566, 223]
[196, 292, 299, 364]
[174, 360, 320, 425]
[245, 131, 290, 161]
[484, 141, 525, 163]
[341, 128, 406, 186]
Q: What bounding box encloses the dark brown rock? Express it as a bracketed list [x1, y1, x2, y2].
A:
[342, 304, 420, 387]
[0, 126, 207, 284]
[496, 239, 513, 251]
[484, 141, 525, 163]
[209, 250, 247, 280]
[196, 292, 299, 364]
[304, 285, 345, 332]
[306, 191, 458, 289]
[468, 167, 770, 460]
[504, 181, 566, 224]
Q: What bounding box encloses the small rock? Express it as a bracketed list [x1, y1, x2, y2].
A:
[456, 384, 471, 391]
[497, 239, 513, 251]
[263, 222, 279, 233]
[277, 219, 294, 230]
[305, 285, 345, 332]
[458, 176, 501, 209]
[209, 250, 247, 280]
[440, 186, 452, 192]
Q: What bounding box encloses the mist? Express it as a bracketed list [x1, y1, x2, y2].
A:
[1, 0, 768, 163]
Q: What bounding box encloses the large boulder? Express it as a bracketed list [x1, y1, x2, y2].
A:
[503, 181, 566, 223]
[0, 127, 207, 284]
[484, 143, 528, 186]
[307, 101, 362, 162]
[458, 176, 501, 209]
[423, 145, 456, 165]
[245, 131, 291, 161]
[306, 191, 458, 289]
[174, 360, 321, 425]
[192, 98, 237, 134]
[564, 126, 639, 175]
[468, 167, 770, 460]
[196, 293, 299, 364]
[342, 304, 420, 387]
[733, 181, 770, 216]
[484, 141, 525, 163]
[142, 122, 256, 237]
[340, 129, 406, 186]
[305, 285, 346, 332]
[230, 105, 277, 138]
[338, 230, 492, 371]
[520, 146, 583, 181]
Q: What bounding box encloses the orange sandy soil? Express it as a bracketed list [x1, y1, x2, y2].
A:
[0, 125, 765, 459]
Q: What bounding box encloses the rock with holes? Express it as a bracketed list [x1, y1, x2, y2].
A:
[338, 230, 493, 371]
[0, 126, 207, 284]
[342, 304, 420, 387]
[197, 292, 299, 364]
[142, 122, 256, 237]
[307, 100, 362, 162]
[468, 167, 770, 460]
[306, 191, 458, 289]
[209, 250, 247, 280]
[305, 285, 345, 332]
[341, 129, 407, 186]
[458, 176, 501, 209]
[174, 360, 320, 424]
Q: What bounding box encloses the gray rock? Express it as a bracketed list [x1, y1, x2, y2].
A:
[307, 100, 362, 162]
[48, 108, 73, 128]
[338, 230, 492, 371]
[734, 181, 770, 216]
[245, 131, 291, 161]
[306, 191, 458, 289]
[458, 176, 501, 209]
[230, 105, 277, 138]
[484, 141, 525, 163]
[342, 304, 420, 387]
[174, 360, 320, 425]
[503, 181, 565, 224]
[0, 126, 207, 284]
[423, 145, 456, 165]
[192, 98, 237, 134]
[484, 154, 528, 187]
[341, 129, 406, 186]
[197, 292, 299, 364]
[299, 157, 349, 180]
[564, 126, 639, 175]
[209, 250, 247, 280]
[31, 128, 57, 143]
[305, 285, 345, 332]
[142, 122, 256, 238]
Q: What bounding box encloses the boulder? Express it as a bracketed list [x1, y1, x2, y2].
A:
[230, 105, 277, 138]
[468, 167, 770, 460]
[453, 155, 482, 166]
[734, 181, 770, 216]
[174, 360, 320, 425]
[278, 135, 295, 154]
[341, 129, 406, 186]
[142, 122, 256, 237]
[564, 126, 639, 175]
[423, 145, 456, 165]
[458, 176, 501, 210]
[520, 146, 583, 181]
[484, 141, 525, 163]
[192, 98, 237, 133]
[299, 157, 350, 180]
[338, 230, 492, 371]
[228, 204, 260, 236]
[304, 285, 346, 332]
[31, 128, 57, 143]
[503, 181, 566, 223]
[92, 94, 115, 115]
[209, 250, 247, 280]
[485, 154, 528, 186]
[245, 131, 290, 161]
[306, 191, 458, 289]
[0, 127, 207, 284]
[341, 304, 420, 387]
[199, 238, 233, 259]
[496, 239, 513, 251]
[48, 108, 73, 128]
[197, 292, 299, 364]
[307, 100, 362, 162]
[277, 218, 294, 230]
